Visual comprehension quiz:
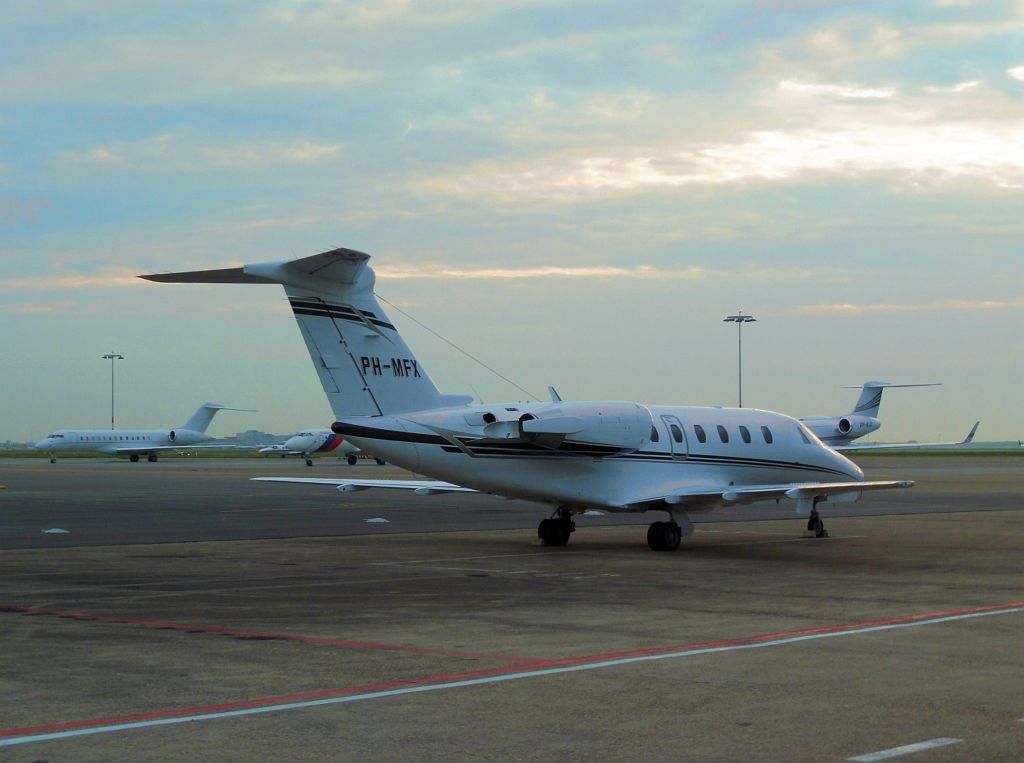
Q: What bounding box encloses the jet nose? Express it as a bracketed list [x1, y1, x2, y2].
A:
[840, 453, 865, 481]
[33, 439, 48, 450]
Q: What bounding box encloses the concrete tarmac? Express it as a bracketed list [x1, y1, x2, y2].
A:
[0, 455, 1021, 760]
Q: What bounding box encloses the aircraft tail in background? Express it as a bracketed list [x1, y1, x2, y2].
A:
[843, 381, 941, 418]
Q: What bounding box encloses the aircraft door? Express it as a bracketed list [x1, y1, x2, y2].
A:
[660, 415, 688, 460]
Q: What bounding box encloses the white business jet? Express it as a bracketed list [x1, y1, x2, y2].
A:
[142, 249, 913, 550]
[801, 381, 979, 451]
[259, 428, 367, 466]
[35, 402, 247, 463]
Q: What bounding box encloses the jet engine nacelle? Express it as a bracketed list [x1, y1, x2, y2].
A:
[482, 401, 654, 453]
[835, 415, 878, 437]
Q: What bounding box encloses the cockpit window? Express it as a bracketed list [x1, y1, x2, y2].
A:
[797, 424, 822, 446]
[47, 433, 64, 439]
[802, 425, 823, 446]
[649, 425, 659, 443]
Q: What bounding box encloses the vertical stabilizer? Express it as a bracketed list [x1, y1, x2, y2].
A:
[842, 381, 942, 418]
[181, 403, 226, 433]
[142, 248, 444, 418]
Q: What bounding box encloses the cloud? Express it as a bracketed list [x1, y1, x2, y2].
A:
[3, 303, 62, 314]
[798, 298, 1024, 314]
[1009, 65, 1024, 82]
[375, 264, 705, 280]
[60, 133, 342, 173]
[0, 269, 142, 291]
[778, 79, 897, 100]
[0, 197, 54, 228]
[373, 262, 848, 282]
[427, 78, 1024, 201]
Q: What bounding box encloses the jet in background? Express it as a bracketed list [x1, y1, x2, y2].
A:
[34, 403, 250, 463]
[259, 428, 369, 466]
[800, 381, 979, 451]
[144, 248, 915, 550]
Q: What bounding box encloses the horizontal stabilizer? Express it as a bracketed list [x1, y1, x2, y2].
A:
[141, 248, 371, 288]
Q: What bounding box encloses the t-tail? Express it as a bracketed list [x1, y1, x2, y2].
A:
[842, 381, 941, 418]
[180, 402, 242, 433]
[142, 248, 446, 418]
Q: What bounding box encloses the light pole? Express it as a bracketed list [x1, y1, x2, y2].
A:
[101, 353, 124, 429]
[722, 312, 756, 407]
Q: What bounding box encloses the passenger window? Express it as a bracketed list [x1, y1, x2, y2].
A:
[739, 425, 751, 444]
[761, 426, 773, 444]
[717, 425, 729, 443]
[670, 424, 683, 443]
[650, 425, 659, 443]
[694, 425, 707, 444]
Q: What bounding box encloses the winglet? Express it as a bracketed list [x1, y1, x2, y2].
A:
[962, 421, 980, 444]
[548, 386, 562, 403]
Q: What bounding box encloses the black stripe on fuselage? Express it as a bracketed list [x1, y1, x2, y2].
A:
[289, 298, 378, 319]
[290, 307, 397, 331]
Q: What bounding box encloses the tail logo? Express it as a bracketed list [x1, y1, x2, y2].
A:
[361, 355, 422, 378]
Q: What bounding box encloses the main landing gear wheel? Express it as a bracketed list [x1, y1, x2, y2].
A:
[129, 454, 139, 462]
[305, 458, 314, 467]
[807, 509, 828, 538]
[346, 454, 358, 466]
[647, 521, 682, 551]
[375, 458, 386, 465]
[147, 454, 158, 463]
[538, 515, 574, 547]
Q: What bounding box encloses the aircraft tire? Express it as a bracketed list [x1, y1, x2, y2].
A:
[49, 458, 56, 464]
[347, 454, 358, 466]
[661, 522, 682, 551]
[305, 458, 313, 467]
[538, 518, 571, 547]
[130, 454, 140, 462]
[647, 521, 666, 551]
[375, 458, 386, 466]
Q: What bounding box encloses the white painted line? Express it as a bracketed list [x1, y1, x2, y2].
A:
[371, 551, 556, 566]
[848, 737, 963, 761]
[3, 605, 1021, 747]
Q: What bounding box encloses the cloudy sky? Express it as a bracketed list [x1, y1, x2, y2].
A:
[2, 0, 1022, 442]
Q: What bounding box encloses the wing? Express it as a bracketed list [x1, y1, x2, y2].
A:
[252, 477, 479, 496]
[621, 480, 914, 511]
[835, 421, 980, 452]
[114, 444, 257, 455]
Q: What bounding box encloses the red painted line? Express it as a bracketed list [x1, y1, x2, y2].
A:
[0, 661, 539, 738]
[2, 599, 1021, 741]
[0, 604, 543, 665]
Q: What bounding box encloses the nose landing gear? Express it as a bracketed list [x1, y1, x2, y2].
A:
[807, 508, 829, 538]
[538, 506, 575, 547]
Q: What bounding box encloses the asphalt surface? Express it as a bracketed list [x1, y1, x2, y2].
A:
[1, 455, 1021, 761]
[1, 455, 1020, 549]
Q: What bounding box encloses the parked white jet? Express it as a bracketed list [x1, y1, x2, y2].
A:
[35, 403, 247, 463]
[801, 381, 979, 451]
[259, 428, 366, 466]
[143, 248, 914, 550]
